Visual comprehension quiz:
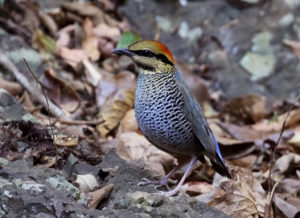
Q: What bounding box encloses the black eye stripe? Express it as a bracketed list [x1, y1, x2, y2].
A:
[132, 50, 174, 66]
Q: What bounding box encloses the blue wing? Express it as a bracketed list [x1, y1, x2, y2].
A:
[175, 71, 231, 178]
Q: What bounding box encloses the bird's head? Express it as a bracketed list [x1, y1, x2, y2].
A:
[112, 40, 175, 74]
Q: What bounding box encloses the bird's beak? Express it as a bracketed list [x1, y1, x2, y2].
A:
[111, 48, 134, 57]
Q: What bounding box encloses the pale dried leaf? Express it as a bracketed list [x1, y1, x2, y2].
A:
[274, 153, 300, 174]
[82, 18, 100, 61]
[75, 174, 99, 192]
[53, 135, 79, 147]
[93, 23, 120, 41]
[118, 131, 176, 176]
[208, 167, 268, 218]
[117, 109, 139, 137]
[58, 47, 88, 70]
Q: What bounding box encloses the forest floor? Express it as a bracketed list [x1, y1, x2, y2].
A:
[0, 0, 299, 217]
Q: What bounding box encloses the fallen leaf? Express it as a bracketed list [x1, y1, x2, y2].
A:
[83, 59, 103, 87]
[0, 77, 23, 96]
[75, 174, 99, 192]
[224, 94, 268, 123]
[116, 31, 141, 49]
[274, 193, 300, 218]
[208, 166, 269, 218]
[117, 109, 139, 137]
[32, 29, 56, 52]
[283, 39, 300, 60]
[87, 184, 114, 209]
[56, 25, 74, 52]
[230, 155, 257, 168]
[53, 134, 79, 147]
[274, 153, 300, 174]
[93, 23, 120, 42]
[182, 181, 216, 194]
[251, 108, 300, 132]
[118, 131, 176, 176]
[58, 47, 88, 70]
[96, 88, 135, 137]
[96, 70, 136, 107]
[82, 18, 100, 61]
[42, 68, 80, 113]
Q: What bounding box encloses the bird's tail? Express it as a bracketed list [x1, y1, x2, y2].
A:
[211, 155, 231, 179]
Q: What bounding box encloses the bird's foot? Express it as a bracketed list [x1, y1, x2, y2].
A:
[138, 177, 170, 190]
[157, 186, 181, 197]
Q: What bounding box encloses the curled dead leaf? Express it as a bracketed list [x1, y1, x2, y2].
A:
[96, 88, 135, 137]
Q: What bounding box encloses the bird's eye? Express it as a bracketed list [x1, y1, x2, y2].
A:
[142, 49, 151, 56]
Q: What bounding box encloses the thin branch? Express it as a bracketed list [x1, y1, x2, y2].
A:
[264, 94, 300, 218]
[58, 118, 104, 125]
[23, 59, 55, 138]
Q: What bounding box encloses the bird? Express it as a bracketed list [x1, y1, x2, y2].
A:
[112, 40, 231, 197]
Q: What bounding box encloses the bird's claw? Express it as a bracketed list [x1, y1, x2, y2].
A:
[157, 187, 181, 197]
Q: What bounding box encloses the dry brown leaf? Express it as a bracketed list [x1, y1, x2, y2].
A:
[274, 153, 300, 174]
[208, 167, 269, 218]
[274, 193, 300, 218]
[53, 135, 79, 147]
[0, 77, 23, 96]
[42, 68, 80, 113]
[182, 181, 216, 194]
[83, 59, 102, 87]
[278, 178, 300, 197]
[251, 108, 300, 132]
[231, 155, 257, 168]
[97, 37, 115, 58]
[117, 109, 139, 137]
[209, 122, 255, 159]
[93, 23, 120, 42]
[283, 39, 300, 60]
[82, 18, 100, 61]
[96, 88, 135, 137]
[87, 184, 114, 209]
[118, 131, 176, 176]
[224, 94, 267, 123]
[96, 71, 136, 107]
[61, 2, 120, 27]
[56, 25, 74, 52]
[58, 47, 88, 70]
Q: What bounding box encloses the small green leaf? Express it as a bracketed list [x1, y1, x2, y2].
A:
[116, 32, 141, 49]
[0, 0, 4, 7]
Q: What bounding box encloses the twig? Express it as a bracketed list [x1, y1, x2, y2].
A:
[23, 59, 55, 137]
[264, 94, 300, 218]
[59, 118, 104, 125]
[0, 50, 67, 119]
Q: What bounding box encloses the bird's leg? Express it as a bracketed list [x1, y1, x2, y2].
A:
[138, 165, 180, 190]
[158, 156, 197, 197]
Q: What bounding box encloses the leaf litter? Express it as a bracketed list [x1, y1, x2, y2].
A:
[0, 0, 299, 217]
